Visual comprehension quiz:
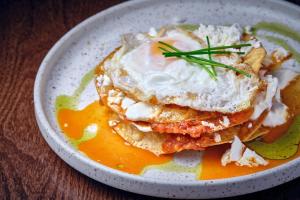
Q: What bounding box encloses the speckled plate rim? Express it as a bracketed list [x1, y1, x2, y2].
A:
[34, 0, 300, 198]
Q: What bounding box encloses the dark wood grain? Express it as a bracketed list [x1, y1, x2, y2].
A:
[1, 0, 300, 199]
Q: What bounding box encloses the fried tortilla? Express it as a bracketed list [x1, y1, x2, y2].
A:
[111, 115, 267, 155]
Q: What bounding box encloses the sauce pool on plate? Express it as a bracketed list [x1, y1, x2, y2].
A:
[57, 101, 172, 174]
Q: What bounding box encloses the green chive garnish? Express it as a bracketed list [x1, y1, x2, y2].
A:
[159, 45, 216, 79]
[158, 41, 251, 78]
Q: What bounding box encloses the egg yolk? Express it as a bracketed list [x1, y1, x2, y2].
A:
[150, 40, 175, 56]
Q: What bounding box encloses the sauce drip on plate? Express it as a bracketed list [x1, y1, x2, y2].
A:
[57, 101, 172, 174]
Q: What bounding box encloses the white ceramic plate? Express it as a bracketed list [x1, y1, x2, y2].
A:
[34, 0, 300, 198]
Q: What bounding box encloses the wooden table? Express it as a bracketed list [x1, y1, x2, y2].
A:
[1, 0, 300, 199]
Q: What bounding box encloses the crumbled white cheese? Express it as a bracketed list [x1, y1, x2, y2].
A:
[273, 47, 289, 62]
[96, 75, 111, 87]
[230, 136, 245, 161]
[107, 90, 124, 105]
[132, 123, 152, 132]
[247, 123, 253, 128]
[108, 120, 119, 127]
[201, 121, 217, 129]
[108, 96, 122, 105]
[219, 116, 230, 127]
[251, 75, 289, 127]
[125, 102, 156, 121]
[221, 136, 245, 166]
[262, 74, 289, 127]
[263, 101, 288, 127]
[251, 75, 278, 120]
[236, 148, 268, 167]
[86, 124, 98, 133]
[148, 27, 157, 37]
[121, 97, 136, 110]
[253, 41, 261, 48]
[102, 75, 111, 86]
[221, 136, 268, 167]
[214, 133, 222, 143]
[241, 39, 261, 54]
[262, 86, 289, 127]
[221, 150, 231, 166]
[193, 24, 242, 47]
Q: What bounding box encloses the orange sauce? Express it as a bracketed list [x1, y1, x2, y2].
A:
[282, 76, 300, 116]
[262, 119, 293, 143]
[57, 101, 172, 174]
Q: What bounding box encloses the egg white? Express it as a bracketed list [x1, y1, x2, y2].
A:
[104, 26, 261, 113]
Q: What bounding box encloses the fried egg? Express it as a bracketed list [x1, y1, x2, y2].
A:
[104, 25, 261, 113]
[94, 23, 298, 158]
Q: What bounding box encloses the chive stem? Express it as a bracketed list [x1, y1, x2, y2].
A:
[163, 51, 244, 56]
[158, 41, 251, 78]
[206, 36, 216, 76]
